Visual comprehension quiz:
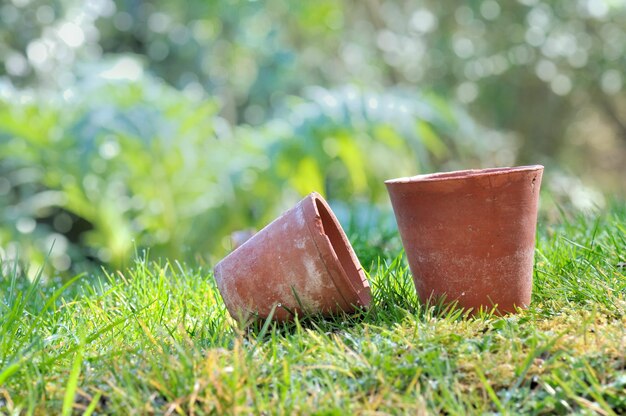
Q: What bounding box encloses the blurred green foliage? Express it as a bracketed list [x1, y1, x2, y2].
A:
[0, 0, 624, 275]
[0, 72, 503, 274]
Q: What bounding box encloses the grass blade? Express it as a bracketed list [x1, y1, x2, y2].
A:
[62, 344, 84, 416]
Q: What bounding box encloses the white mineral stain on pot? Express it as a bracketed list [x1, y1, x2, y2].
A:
[215, 268, 236, 313]
[285, 257, 322, 310]
[297, 255, 324, 309]
[276, 281, 294, 306]
[294, 207, 305, 227]
[303, 256, 323, 288]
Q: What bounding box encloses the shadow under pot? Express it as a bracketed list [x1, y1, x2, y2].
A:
[385, 165, 544, 315]
[214, 192, 371, 323]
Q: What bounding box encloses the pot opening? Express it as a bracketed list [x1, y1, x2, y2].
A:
[314, 198, 369, 296]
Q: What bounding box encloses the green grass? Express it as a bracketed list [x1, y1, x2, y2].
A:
[1, 202, 625, 415]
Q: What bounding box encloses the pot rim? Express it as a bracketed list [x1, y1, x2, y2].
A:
[384, 165, 544, 185]
[305, 192, 371, 308]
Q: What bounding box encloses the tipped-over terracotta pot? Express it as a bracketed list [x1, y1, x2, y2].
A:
[214, 192, 371, 322]
[385, 165, 543, 314]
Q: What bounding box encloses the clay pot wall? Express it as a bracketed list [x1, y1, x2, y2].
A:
[215, 192, 371, 322]
[385, 166, 544, 314]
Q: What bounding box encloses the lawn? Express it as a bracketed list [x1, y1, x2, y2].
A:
[1, 202, 625, 415]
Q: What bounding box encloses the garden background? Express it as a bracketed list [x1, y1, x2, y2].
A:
[1, 0, 624, 276]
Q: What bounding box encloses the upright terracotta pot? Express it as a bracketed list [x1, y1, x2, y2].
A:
[385, 165, 543, 314]
[214, 192, 371, 322]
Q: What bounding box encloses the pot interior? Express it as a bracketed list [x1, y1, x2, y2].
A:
[314, 198, 369, 299]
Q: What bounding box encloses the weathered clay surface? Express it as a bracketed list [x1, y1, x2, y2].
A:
[385, 166, 544, 314]
[214, 192, 371, 322]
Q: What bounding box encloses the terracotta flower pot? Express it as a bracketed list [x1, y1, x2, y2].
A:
[385, 165, 544, 314]
[214, 192, 371, 322]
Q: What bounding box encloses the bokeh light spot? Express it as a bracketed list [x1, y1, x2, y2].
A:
[410, 9, 437, 33]
[26, 40, 49, 67]
[535, 59, 557, 81]
[36, 5, 55, 24]
[5, 51, 29, 76]
[601, 70, 622, 95]
[456, 81, 478, 103]
[453, 37, 474, 59]
[480, 0, 501, 20]
[58, 22, 86, 48]
[551, 74, 572, 96]
[53, 213, 73, 233]
[16, 217, 36, 234]
[113, 12, 133, 31]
